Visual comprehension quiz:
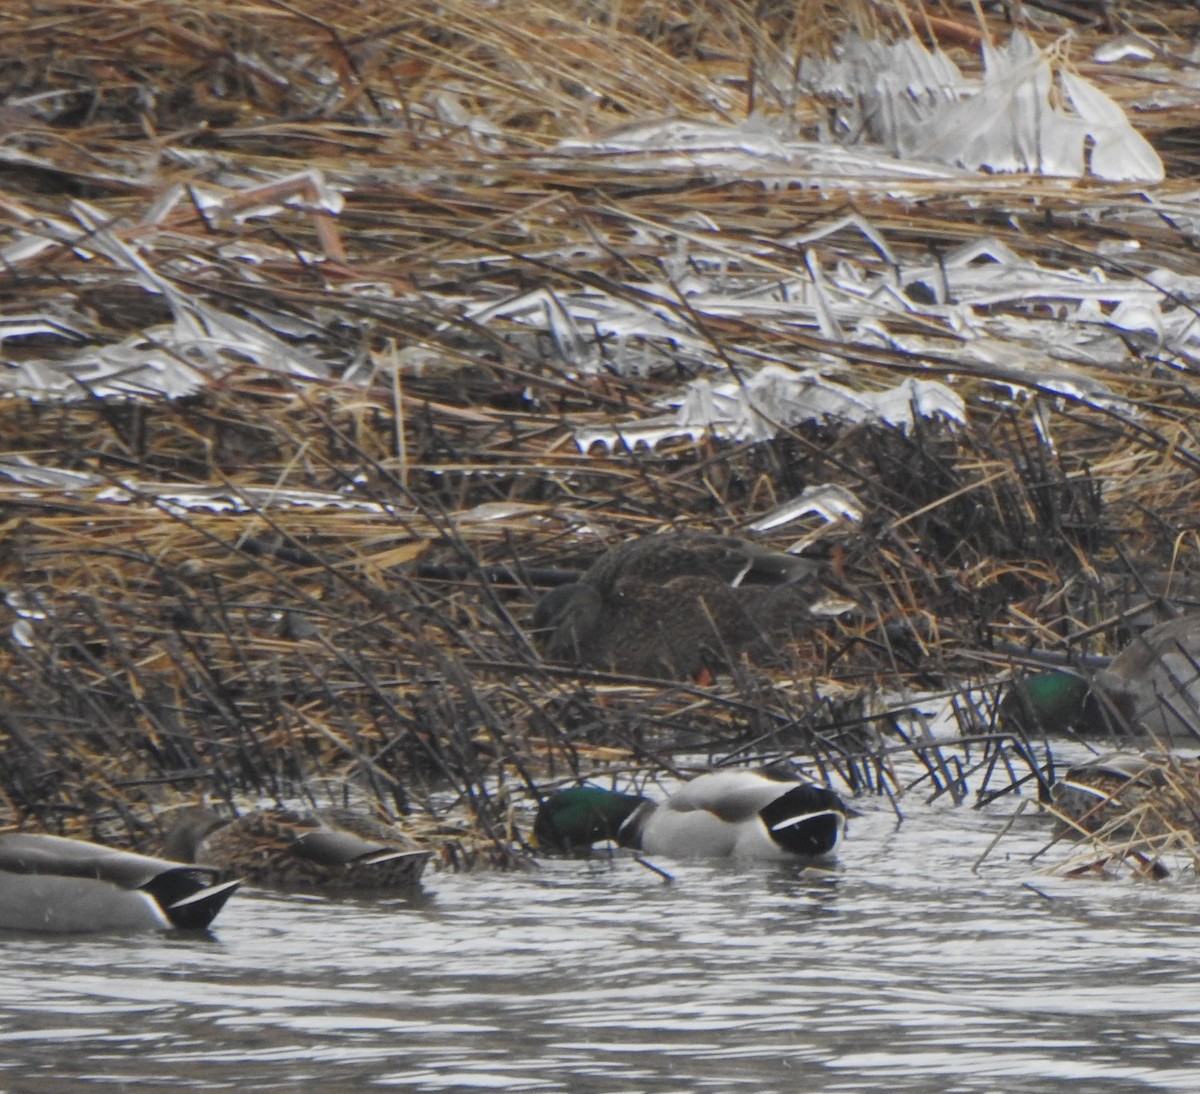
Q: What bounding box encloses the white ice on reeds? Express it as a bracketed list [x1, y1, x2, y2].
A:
[0, 31, 1184, 463]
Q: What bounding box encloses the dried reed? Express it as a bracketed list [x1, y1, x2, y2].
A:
[1, 0, 1199, 864]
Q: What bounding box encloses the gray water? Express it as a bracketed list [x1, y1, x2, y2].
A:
[4, 781, 1200, 1093]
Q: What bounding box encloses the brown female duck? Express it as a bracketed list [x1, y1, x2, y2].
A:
[163, 806, 431, 892]
[1048, 752, 1199, 843]
[531, 532, 824, 680]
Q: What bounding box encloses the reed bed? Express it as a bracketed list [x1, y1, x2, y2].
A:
[2, 0, 1200, 863]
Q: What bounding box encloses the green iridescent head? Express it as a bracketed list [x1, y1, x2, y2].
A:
[1000, 670, 1092, 734]
[532, 786, 645, 855]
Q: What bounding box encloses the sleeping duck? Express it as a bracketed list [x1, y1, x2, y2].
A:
[163, 806, 432, 892]
[533, 768, 848, 860]
[531, 532, 825, 680]
[1049, 751, 1194, 840]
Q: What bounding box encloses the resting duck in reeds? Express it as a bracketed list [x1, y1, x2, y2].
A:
[1048, 752, 1196, 842]
[163, 806, 432, 892]
[1002, 616, 1200, 746]
[0, 832, 240, 933]
[531, 533, 823, 680]
[533, 768, 848, 860]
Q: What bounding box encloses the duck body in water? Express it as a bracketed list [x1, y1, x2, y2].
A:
[531, 533, 825, 680]
[0, 832, 240, 933]
[1003, 616, 1200, 745]
[533, 768, 848, 860]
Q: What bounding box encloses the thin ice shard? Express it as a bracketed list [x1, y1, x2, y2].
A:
[803, 32, 1163, 183]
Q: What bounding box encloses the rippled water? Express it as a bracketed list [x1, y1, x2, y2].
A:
[6, 765, 1200, 1092]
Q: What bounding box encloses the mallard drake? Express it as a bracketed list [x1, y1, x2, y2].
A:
[531, 533, 824, 679]
[1002, 616, 1200, 745]
[162, 806, 432, 892]
[0, 832, 240, 933]
[533, 768, 848, 859]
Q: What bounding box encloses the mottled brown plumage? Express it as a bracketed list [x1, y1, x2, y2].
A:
[531, 533, 823, 679]
[163, 806, 431, 892]
[1049, 752, 1200, 843]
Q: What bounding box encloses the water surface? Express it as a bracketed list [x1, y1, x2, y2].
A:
[4, 772, 1199, 1092]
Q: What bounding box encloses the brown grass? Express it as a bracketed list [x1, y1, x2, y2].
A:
[2, 0, 1200, 863]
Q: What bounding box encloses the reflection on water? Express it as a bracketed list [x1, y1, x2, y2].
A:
[5, 779, 1200, 1092]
